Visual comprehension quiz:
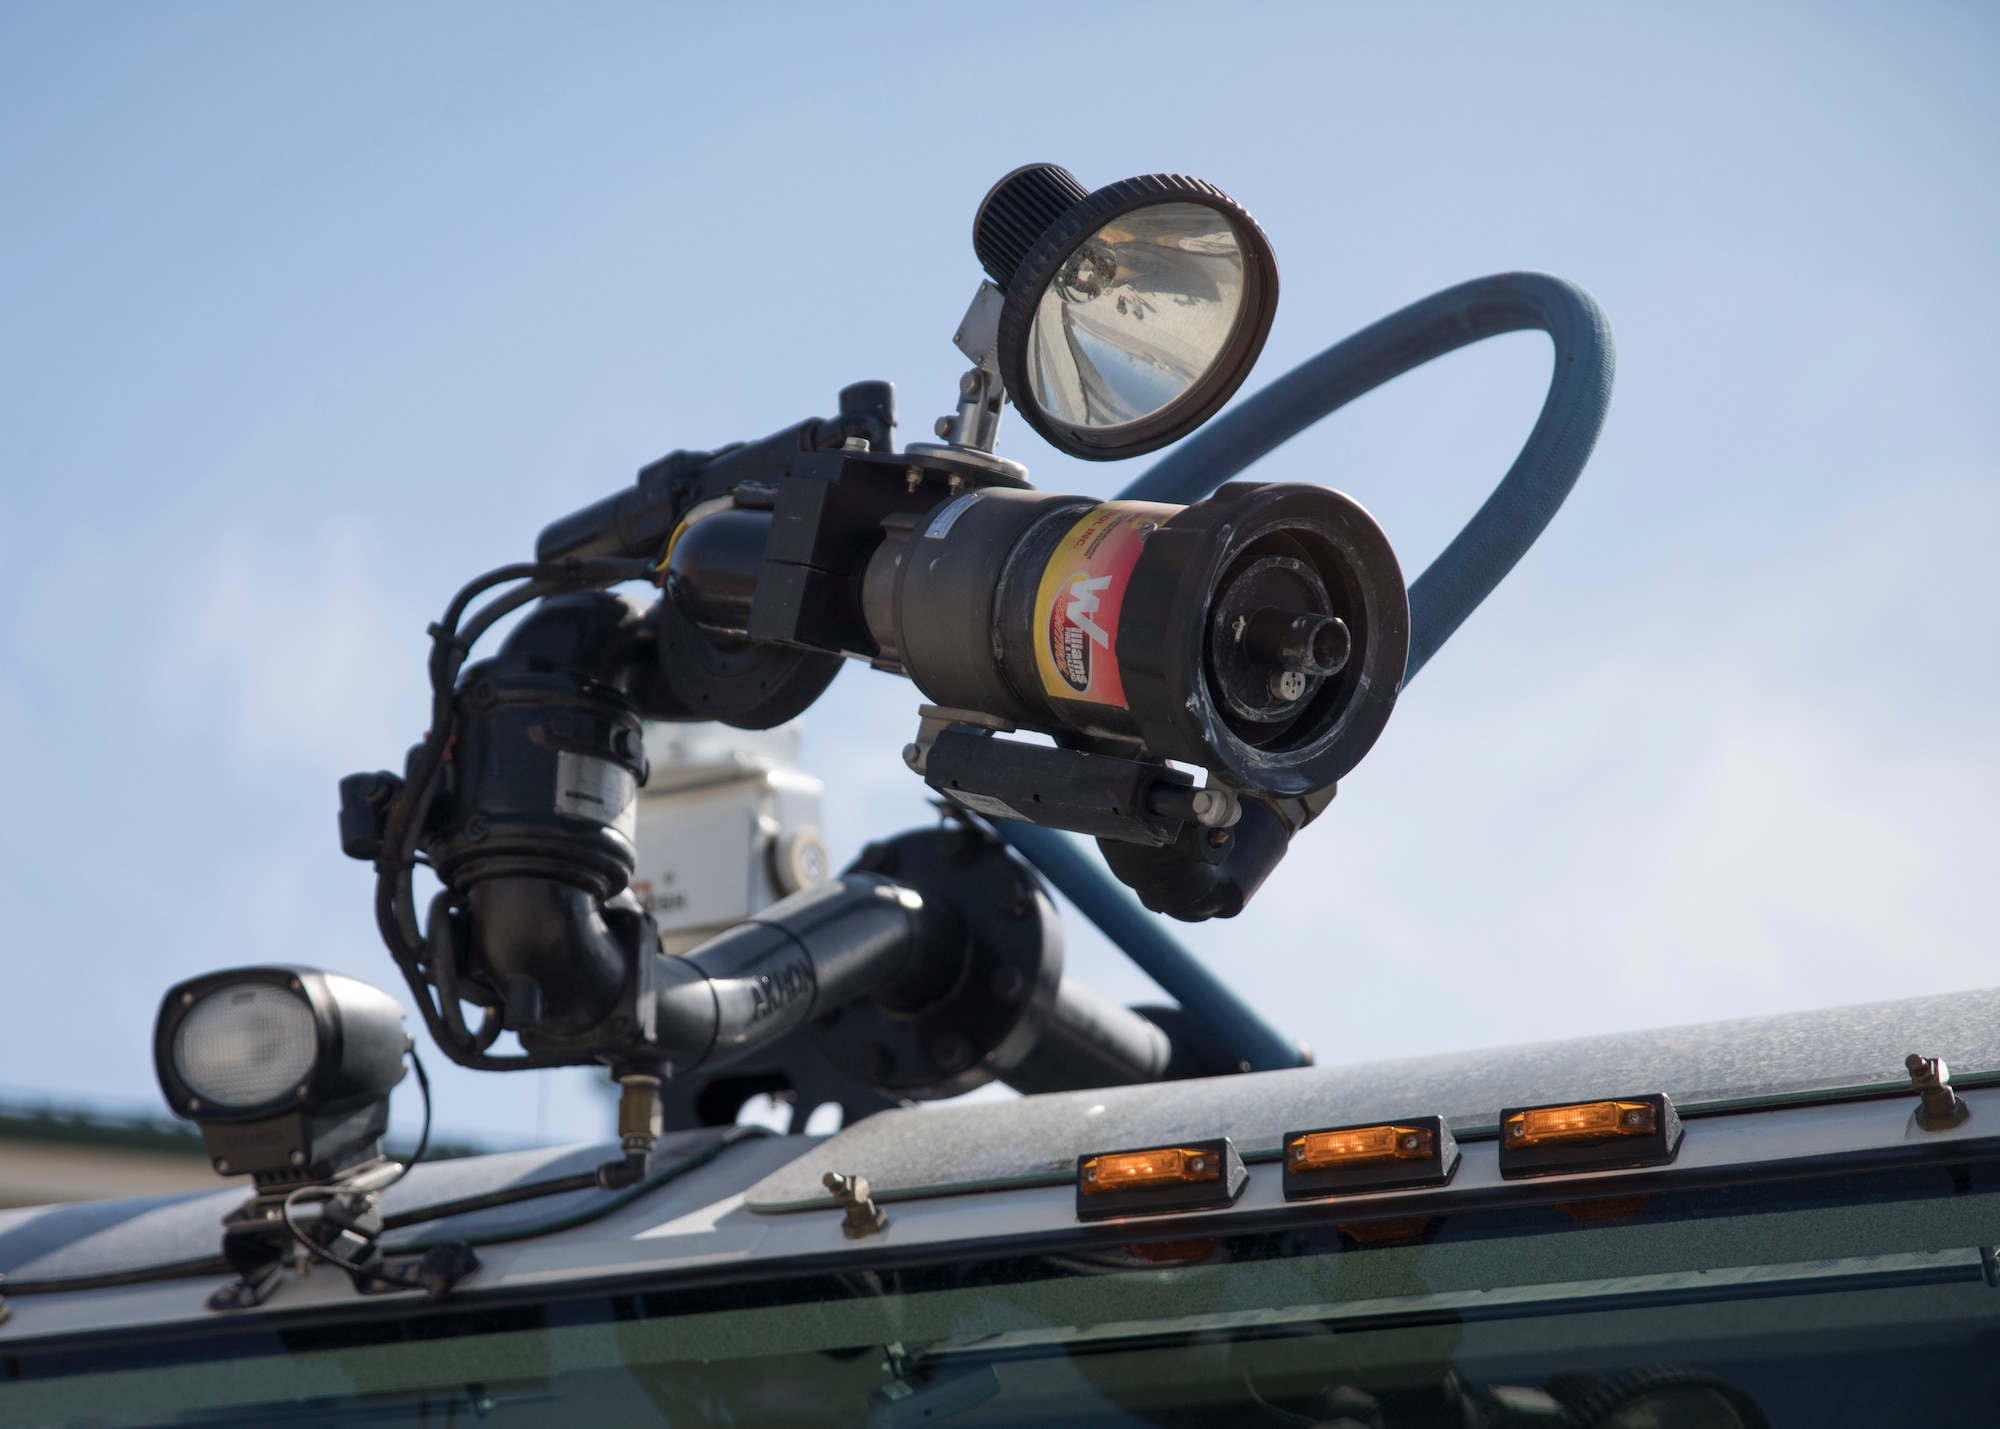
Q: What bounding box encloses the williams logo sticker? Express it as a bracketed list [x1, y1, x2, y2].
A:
[1032, 501, 1175, 709]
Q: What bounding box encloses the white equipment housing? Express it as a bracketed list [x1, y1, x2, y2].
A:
[629, 721, 831, 957]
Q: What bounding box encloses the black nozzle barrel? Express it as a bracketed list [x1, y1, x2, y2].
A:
[537, 384, 897, 565]
[536, 485, 682, 564]
[1242, 607, 1350, 676]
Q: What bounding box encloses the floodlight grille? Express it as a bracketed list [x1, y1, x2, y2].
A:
[174, 982, 317, 1108]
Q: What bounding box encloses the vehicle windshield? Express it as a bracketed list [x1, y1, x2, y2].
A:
[7, 1164, 1997, 1427]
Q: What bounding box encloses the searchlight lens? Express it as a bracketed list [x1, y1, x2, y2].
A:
[1027, 203, 1247, 432]
[975, 165, 1278, 461]
[173, 982, 318, 1108]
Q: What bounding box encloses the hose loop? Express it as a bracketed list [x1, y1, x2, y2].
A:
[1001, 275, 1614, 1070]
[1119, 271, 1615, 681]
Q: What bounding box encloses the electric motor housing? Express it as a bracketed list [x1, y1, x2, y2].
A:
[427, 659, 648, 901]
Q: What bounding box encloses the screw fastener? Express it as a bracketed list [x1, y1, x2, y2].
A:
[1907, 1053, 1971, 1130]
[823, 1171, 888, 1239]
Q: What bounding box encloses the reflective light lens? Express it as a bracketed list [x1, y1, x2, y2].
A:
[1080, 1146, 1222, 1195]
[1026, 203, 1246, 431]
[1288, 1124, 1435, 1171]
[1503, 1100, 1657, 1148]
[173, 982, 317, 1108]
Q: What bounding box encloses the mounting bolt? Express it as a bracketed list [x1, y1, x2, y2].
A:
[1188, 788, 1240, 828]
[934, 416, 955, 440]
[1907, 1053, 1970, 1130]
[823, 1171, 888, 1239]
[289, 1150, 308, 1166]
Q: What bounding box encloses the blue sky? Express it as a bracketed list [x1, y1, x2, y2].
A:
[2, 3, 1994, 1147]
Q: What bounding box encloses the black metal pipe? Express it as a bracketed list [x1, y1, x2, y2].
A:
[649, 874, 925, 1076]
[1001, 979, 1172, 1095]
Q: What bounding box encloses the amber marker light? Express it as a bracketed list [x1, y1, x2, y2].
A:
[1504, 1101, 1656, 1147]
[1496, 1093, 1682, 1180]
[1075, 1138, 1245, 1221]
[1082, 1146, 1221, 1192]
[1281, 1115, 1458, 1200]
[1293, 1124, 1431, 1168]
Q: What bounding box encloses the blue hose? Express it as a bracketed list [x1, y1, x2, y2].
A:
[1124, 272, 1615, 677]
[1001, 272, 1617, 1070]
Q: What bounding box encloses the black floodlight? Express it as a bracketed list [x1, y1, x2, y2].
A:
[155, 966, 409, 1181]
[1075, 1138, 1247, 1221]
[1281, 1115, 1460, 1201]
[974, 164, 1279, 460]
[1495, 1092, 1683, 1180]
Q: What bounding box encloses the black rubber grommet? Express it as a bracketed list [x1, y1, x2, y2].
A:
[994, 172, 1279, 461]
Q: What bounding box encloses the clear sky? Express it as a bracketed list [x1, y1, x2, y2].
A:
[2, 3, 1994, 1148]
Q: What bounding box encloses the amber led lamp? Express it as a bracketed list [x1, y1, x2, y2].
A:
[1295, 1125, 1429, 1168]
[1282, 1115, 1458, 1200]
[1083, 1146, 1220, 1191]
[1506, 1100, 1655, 1147]
[1075, 1138, 1245, 1221]
[1496, 1092, 1682, 1180]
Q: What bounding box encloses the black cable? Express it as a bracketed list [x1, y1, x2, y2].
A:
[383, 1170, 602, 1225]
[381, 1125, 766, 1241]
[371, 555, 653, 1071]
[397, 1048, 432, 1183]
[278, 1046, 434, 1288]
[281, 1184, 418, 1287]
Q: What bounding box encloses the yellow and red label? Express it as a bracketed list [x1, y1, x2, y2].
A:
[1032, 501, 1177, 708]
